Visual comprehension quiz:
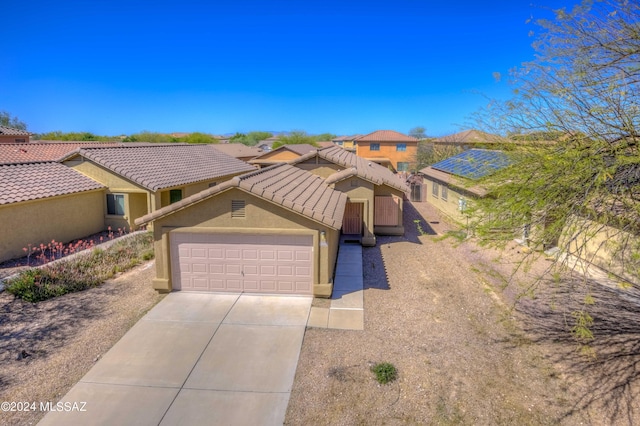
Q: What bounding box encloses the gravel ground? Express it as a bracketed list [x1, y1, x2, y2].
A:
[0, 261, 163, 426]
[0, 201, 637, 425]
[285, 200, 640, 425]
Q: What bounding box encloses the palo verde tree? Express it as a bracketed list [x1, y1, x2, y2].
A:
[471, 0, 640, 338]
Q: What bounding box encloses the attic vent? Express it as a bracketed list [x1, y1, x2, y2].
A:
[231, 200, 246, 218]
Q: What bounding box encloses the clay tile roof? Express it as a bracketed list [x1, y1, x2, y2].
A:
[135, 163, 347, 229]
[0, 162, 104, 205]
[210, 143, 263, 159]
[0, 126, 30, 136]
[433, 129, 501, 143]
[291, 146, 409, 192]
[0, 143, 121, 165]
[280, 144, 318, 155]
[75, 145, 256, 191]
[355, 130, 418, 143]
[237, 164, 347, 228]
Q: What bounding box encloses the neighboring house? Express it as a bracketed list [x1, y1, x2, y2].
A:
[290, 145, 409, 246]
[0, 162, 105, 262]
[0, 126, 31, 144]
[0, 142, 121, 164]
[332, 135, 361, 150]
[418, 149, 512, 223]
[135, 163, 347, 297]
[256, 136, 281, 152]
[62, 145, 256, 230]
[354, 130, 419, 172]
[432, 129, 504, 148]
[249, 144, 318, 168]
[210, 143, 263, 162]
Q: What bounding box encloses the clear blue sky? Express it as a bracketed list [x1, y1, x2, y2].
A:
[1, 0, 576, 137]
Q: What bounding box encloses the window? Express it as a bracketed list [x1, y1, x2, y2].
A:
[441, 185, 448, 201]
[432, 182, 439, 198]
[15, 138, 26, 143]
[370, 143, 380, 151]
[231, 200, 246, 218]
[169, 189, 182, 204]
[106, 194, 125, 215]
[396, 143, 406, 152]
[397, 162, 409, 172]
[208, 182, 218, 188]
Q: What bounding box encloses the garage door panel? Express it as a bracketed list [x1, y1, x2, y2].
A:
[171, 233, 313, 294]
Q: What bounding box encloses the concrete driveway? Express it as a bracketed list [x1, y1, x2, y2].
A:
[39, 292, 312, 426]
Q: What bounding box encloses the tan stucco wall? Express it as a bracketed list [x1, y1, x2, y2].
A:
[356, 142, 418, 171]
[424, 177, 471, 224]
[260, 150, 301, 161]
[559, 217, 640, 285]
[68, 159, 240, 229]
[0, 190, 106, 262]
[150, 187, 340, 296]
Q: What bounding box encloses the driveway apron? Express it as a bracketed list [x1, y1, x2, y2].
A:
[39, 292, 312, 426]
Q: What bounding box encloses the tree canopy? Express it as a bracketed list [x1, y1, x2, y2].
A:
[271, 130, 336, 150]
[230, 131, 273, 146]
[471, 0, 640, 293]
[0, 111, 28, 131]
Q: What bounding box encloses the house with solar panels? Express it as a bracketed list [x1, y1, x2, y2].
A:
[418, 149, 513, 222]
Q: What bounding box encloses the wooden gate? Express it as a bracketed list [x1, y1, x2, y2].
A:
[342, 202, 363, 235]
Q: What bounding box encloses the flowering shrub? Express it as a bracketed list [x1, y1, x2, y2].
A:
[22, 227, 131, 266]
[7, 232, 153, 303]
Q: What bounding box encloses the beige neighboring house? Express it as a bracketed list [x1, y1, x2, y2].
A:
[62, 145, 256, 231]
[210, 143, 263, 162]
[290, 145, 409, 246]
[0, 126, 31, 143]
[249, 144, 318, 168]
[0, 162, 105, 262]
[135, 163, 347, 297]
[418, 149, 512, 223]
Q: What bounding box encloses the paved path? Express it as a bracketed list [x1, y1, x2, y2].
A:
[39, 293, 311, 426]
[308, 241, 364, 330]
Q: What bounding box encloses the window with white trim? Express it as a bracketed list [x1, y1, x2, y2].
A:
[432, 182, 439, 198]
[441, 185, 448, 201]
[370, 143, 380, 151]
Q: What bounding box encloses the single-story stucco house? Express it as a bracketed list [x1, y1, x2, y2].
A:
[418, 149, 512, 223]
[135, 163, 347, 297]
[0, 162, 106, 262]
[289, 145, 409, 246]
[249, 144, 318, 168]
[210, 143, 263, 162]
[62, 144, 256, 230]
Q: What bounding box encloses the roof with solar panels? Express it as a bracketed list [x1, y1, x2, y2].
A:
[418, 149, 514, 197]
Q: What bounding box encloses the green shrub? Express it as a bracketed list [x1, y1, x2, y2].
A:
[6, 232, 154, 303]
[371, 362, 398, 384]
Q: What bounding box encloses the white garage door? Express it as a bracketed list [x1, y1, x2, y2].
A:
[170, 233, 313, 294]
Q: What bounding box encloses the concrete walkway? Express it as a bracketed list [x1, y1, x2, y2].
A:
[308, 241, 364, 330]
[39, 293, 312, 426]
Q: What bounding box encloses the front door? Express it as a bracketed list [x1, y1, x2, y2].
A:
[342, 202, 363, 235]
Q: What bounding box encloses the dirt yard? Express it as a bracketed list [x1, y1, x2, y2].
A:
[285, 201, 640, 425]
[0, 200, 638, 425]
[0, 262, 164, 426]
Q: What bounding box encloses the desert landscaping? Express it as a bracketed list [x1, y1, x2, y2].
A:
[1, 200, 638, 425]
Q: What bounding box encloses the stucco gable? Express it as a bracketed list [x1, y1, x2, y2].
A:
[136, 163, 347, 229]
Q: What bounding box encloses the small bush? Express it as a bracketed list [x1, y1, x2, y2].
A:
[6, 232, 154, 303]
[371, 362, 398, 384]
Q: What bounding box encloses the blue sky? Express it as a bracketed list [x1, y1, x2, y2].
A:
[1, 0, 576, 137]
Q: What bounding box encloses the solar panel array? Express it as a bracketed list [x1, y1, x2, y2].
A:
[431, 149, 512, 180]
